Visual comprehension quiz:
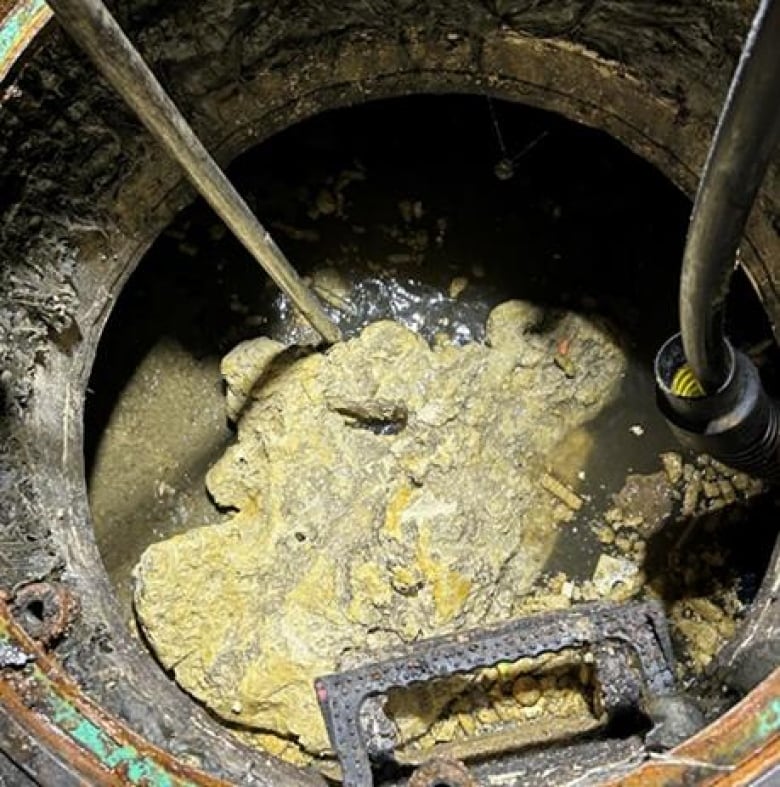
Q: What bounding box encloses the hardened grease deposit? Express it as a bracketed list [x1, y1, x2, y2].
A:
[132, 301, 627, 772]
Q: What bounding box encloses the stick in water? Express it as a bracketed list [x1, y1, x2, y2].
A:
[47, 0, 342, 345]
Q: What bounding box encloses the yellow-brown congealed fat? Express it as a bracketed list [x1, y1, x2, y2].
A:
[132, 301, 626, 765]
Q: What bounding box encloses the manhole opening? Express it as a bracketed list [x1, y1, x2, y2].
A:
[84, 93, 778, 781]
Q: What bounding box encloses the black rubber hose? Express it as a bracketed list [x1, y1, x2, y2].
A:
[680, 0, 780, 394]
[657, 0, 780, 483]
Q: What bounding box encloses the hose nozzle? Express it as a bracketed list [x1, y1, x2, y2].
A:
[655, 333, 780, 484]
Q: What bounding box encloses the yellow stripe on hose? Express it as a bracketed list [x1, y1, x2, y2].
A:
[671, 364, 706, 398]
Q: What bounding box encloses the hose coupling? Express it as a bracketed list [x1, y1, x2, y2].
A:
[655, 333, 780, 484]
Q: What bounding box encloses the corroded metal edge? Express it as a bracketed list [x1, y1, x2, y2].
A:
[608, 667, 780, 786]
[0, 0, 51, 85]
[0, 596, 229, 786]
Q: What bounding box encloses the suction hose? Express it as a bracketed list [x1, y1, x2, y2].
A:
[656, 0, 780, 482]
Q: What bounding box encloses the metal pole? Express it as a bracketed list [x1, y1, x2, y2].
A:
[46, 0, 342, 345]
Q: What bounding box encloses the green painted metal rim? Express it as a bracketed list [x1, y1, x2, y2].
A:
[0, 0, 51, 84]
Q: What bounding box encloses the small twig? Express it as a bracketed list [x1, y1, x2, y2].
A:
[486, 771, 526, 785]
[648, 752, 736, 773]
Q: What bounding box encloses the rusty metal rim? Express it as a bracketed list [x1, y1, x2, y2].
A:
[1, 594, 229, 786]
[2, 585, 779, 785]
[608, 668, 780, 786]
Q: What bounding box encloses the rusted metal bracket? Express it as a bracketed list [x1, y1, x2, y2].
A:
[314, 600, 677, 787]
[9, 582, 80, 648]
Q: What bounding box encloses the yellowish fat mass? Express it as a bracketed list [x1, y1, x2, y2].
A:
[384, 483, 413, 541]
[132, 303, 627, 768]
[415, 525, 473, 623]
